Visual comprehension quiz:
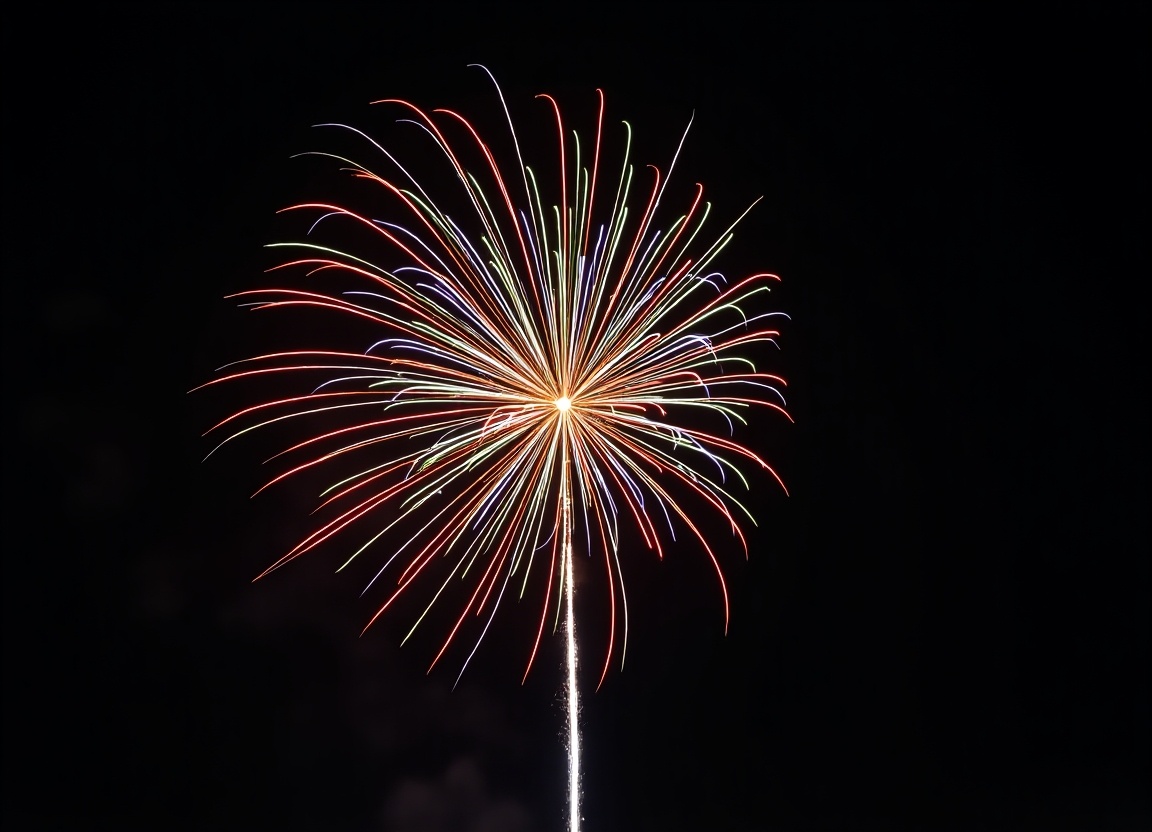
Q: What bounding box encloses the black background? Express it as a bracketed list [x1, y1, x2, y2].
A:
[3, 5, 1148, 831]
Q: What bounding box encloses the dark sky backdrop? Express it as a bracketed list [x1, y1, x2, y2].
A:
[3, 4, 1148, 831]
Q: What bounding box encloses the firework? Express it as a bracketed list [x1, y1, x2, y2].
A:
[201, 66, 788, 831]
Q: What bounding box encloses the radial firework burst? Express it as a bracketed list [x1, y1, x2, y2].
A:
[201, 71, 787, 827]
[203, 67, 788, 681]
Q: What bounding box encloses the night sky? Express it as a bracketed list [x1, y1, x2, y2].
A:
[3, 5, 1148, 831]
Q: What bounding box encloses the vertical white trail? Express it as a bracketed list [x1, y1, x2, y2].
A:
[556, 396, 580, 832]
[564, 490, 581, 832]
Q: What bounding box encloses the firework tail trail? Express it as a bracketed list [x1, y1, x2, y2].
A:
[561, 416, 582, 832]
[566, 552, 581, 832]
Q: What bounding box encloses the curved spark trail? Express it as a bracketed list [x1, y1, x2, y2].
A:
[201, 66, 788, 832]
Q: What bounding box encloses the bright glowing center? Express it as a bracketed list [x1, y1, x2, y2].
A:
[554, 396, 572, 413]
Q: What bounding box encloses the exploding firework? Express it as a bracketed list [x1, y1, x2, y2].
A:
[201, 66, 788, 831]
